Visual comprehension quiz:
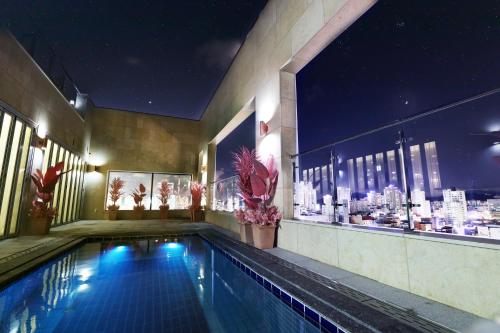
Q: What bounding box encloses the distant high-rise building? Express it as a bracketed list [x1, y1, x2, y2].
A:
[443, 188, 467, 231]
[365, 155, 375, 190]
[386, 150, 398, 186]
[314, 167, 321, 199]
[356, 157, 365, 193]
[321, 165, 329, 198]
[367, 190, 383, 207]
[410, 144, 425, 191]
[375, 152, 386, 191]
[337, 186, 351, 222]
[411, 189, 432, 218]
[424, 141, 442, 197]
[347, 159, 356, 193]
[487, 199, 500, 219]
[384, 185, 403, 211]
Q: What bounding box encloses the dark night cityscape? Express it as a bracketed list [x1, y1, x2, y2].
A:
[1, 1, 500, 332]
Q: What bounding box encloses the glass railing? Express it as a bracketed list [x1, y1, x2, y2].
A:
[292, 88, 500, 240]
[16, 31, 85, 118]
[209, 175, 243, 212]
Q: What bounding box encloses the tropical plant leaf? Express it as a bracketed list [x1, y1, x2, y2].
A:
[253, 160, 269, 179]
[250, 174, 266, 196]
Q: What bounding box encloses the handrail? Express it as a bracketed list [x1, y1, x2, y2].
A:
[290, 87, 500, 159]
[209, 174, 238, 185]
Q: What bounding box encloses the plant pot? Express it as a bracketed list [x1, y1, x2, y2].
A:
[190, 209, 203, 222]
[159, 206, 169, 220]
[239, 223, 253, 245]
[251, 224, 276, 249]
[26, 216, 52, 235]
[133, 207, 144, 220]
[108, 209, 118, 220]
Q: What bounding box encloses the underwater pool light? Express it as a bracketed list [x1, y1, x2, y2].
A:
[166, 242, 180, 249]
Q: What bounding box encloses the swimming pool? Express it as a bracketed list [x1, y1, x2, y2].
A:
[0, 236, 342, 332]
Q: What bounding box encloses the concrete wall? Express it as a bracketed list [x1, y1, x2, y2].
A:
[82, 107, 200, 219]
[278, 219, 500, 319]
[0, 30, 86, 154]
[199, 0, 376, 227]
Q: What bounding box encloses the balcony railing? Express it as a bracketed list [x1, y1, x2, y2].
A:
[209, 175, 242, 212]
[17, 31, 85, 118]
[291, 88, 500, 240]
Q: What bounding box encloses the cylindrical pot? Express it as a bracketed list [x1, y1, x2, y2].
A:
[108, 209, 118, 220]
[239, 223, 253, 245]
[190, 209, 203, 222]
[26, 216, 52, 235]
[251, 224, 276, 249]
[159, 206, 169, 220]
[133, 207, 144, 220]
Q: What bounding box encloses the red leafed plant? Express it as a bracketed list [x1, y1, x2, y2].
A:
[232, 147, 257, 209]
[232, 147, 281, 226]
[190, 182, 204, 212]
[30, 161, 69, 219]
[132, 183, 147, 210]
[157, 180, 170, 208]
[108, 177, 125, 210]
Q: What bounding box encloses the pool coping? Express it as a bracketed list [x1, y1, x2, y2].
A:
[0, 229, 455, 333]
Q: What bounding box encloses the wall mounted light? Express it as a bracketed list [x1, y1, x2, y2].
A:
[86, 164, 100, 173]
[260, 120, 269, 136]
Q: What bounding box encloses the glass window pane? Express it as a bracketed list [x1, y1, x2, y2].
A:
[42, 139, 53, 174]
[0, 113, 13, 175]
[0, 120, 22, 235]
[57, 150, 70, 223]
[72, 158, 83, 221]
[106, 172, 152, 210]
[49, 144, 60, 212]
[64, 154, 75, 222]
[151, 173, 191, 210]
[9, 126, 32, 235]
[75, 161, 85, 219]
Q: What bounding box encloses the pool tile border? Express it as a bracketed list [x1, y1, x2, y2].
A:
[209, 240, 346, 333]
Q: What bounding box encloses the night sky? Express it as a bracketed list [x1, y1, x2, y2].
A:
[215, 113, 255, 180]
[297, 0, 500, 195]
[1, 0, 267, 119]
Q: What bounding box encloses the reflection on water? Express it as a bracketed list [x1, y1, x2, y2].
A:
[0, 238, 318, 333]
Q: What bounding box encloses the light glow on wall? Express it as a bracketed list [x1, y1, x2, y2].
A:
[256, 131, 280, 161]
[87, 152, 107, 167]
[36, 120, 48, 139]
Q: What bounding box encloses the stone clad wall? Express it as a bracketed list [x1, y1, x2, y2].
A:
[278, 219, 500, 319]
[82, 107, 200, 220]
[0, 30, 86, 154]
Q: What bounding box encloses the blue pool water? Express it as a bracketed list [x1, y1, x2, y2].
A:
[0, 237, 320, 332]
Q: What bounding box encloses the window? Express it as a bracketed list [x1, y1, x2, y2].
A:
[0, 109, 34, 238]
[212, 112, 255, 212]
[40, 139, 85, 226]
[105, 171, 192, 210]
[293, 1, 500, 239]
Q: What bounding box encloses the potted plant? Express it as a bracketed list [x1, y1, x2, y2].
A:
[233, 147, 281, 249]
[132, 183, 147, 219]
[158, 180, 171, 219]
[232, 147, 256, 244]
[28, 161, 68, 235]
[107, 177, 124, 220]
[189, 182, 204, 221]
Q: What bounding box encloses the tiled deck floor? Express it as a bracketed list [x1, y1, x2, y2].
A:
[0, 220, 497, 332]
